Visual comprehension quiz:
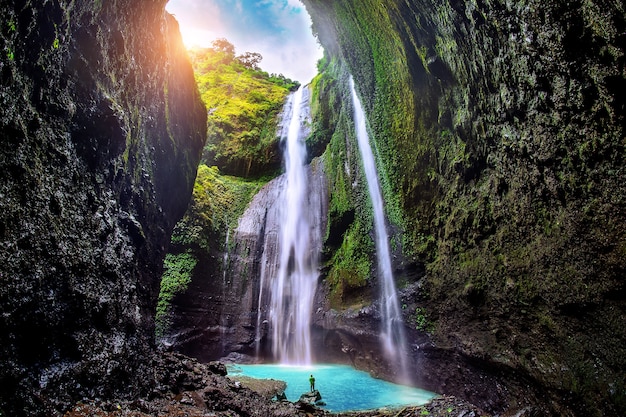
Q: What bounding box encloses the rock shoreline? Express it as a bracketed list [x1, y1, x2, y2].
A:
[64, 351, 490, 417]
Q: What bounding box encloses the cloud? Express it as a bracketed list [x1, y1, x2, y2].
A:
[166, 0, 323, 83]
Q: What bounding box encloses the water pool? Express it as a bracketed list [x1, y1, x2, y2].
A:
[228, 363, 436, 412]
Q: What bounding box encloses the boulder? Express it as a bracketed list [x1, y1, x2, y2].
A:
[208, 361, 228, 376]
[298, 389, 322, 405]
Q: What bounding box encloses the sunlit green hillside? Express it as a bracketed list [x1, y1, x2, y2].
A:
[189, 39, 299, 178]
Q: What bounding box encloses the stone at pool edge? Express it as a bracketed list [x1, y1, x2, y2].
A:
[295, 390, 325, 412]
[208, 361, 228, 376]
[299, 389, 323, 404]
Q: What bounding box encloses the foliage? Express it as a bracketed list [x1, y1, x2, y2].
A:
[412, 307, 435, 333]
[237, 51, 263, 70]
[188, 39, 299, 178]
[309, 54, 380, 308]
[326, 220, 373, 308]
[170, 164, 266, 251]
[307, 56, 342, 157]
[156, 252, 198, 337]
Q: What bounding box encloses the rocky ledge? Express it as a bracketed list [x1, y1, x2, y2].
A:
[65, 351, 490, 417]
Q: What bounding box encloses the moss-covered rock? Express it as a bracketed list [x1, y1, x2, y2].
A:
[155, 164, 266, 345]
[303, 0, 625, 415]
[307, 56, 380, 309]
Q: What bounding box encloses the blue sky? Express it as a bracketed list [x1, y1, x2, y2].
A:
[166, 0, 323, 83]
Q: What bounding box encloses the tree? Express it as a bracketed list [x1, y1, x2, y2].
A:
[211, 38, 235, 56]
[237, 52, 263, 70]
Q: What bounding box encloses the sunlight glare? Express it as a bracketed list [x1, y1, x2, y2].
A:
[178, 27, 215, 49]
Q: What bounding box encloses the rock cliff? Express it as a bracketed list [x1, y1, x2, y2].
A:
[0, 1, 206, 415]
[301, 0, 625, 416]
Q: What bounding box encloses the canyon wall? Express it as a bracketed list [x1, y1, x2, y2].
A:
[302, 0, 625, 416]
[0, 1, 206, 415]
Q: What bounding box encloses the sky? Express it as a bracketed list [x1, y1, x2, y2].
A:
[166, 0, 324, 83]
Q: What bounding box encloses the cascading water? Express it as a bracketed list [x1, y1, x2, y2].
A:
[349, 77, 408, 371]
[266, 86, 318, 365]
[221, 226, 231, 354]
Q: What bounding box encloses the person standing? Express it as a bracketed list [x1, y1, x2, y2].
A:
[309, 374, 316, 392]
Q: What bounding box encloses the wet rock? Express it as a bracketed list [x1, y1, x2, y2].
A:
[64, 351, 488, 417]
[299, 389, 323, 405]
[163, 153, 329, 362]
[209, 361, 228, 376]
[228, 375, 287, 399]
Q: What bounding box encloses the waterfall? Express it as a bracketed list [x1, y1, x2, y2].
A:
[254, 211, 280, 358]
[349, 77, 408, 370]
[221, 226, 231, 355]
[266, 86, 318, 364]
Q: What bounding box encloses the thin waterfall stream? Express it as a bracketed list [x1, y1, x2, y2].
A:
[349, 77, 409, 374]
[220, 226, 230, 354]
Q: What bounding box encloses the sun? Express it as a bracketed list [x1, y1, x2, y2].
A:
[178, 27, 215, 49]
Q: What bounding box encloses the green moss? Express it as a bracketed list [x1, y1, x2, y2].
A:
[307, 55, 384, 308]
[412, 307, 435, 333]
[170, 164, 265, 251]
[156, 252, 198, 337]
[326, 220, 373, 308]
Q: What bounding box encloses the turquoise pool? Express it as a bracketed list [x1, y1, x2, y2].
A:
[228, 363, 436, 412]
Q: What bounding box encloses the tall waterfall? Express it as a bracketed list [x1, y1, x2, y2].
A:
[266, 86, 319, 364]
[349, 77, 408, 369]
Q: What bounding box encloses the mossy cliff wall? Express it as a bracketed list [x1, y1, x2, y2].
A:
[303, 0, 625, 415]
[0, 1, 206, 415]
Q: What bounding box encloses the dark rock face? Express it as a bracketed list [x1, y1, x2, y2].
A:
[302, 0, 625, 416]
[66, 351, 316, 417]
[0, 1, 206, 415]
[164, 174, 285, 361]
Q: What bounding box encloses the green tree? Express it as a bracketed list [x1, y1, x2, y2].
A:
[211, 37, 235, 56]
[237, 51, 263, 69]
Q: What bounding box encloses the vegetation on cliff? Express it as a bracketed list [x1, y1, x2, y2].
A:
[308, 56, 378, 308]
[190, 39, 298, 178]
[303, 0, 625, 415]
[156, 252, 198, 337]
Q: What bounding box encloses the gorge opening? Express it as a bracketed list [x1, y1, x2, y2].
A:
[155, 0, 427, 401]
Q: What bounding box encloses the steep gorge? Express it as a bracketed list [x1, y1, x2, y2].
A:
[162, 1, 625, 415]
[1, 1, 624, 416]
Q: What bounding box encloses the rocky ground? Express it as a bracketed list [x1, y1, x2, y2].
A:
[64, 351, 491, 417]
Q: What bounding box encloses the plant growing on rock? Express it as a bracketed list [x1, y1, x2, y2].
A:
[156, 252, 197, 337]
